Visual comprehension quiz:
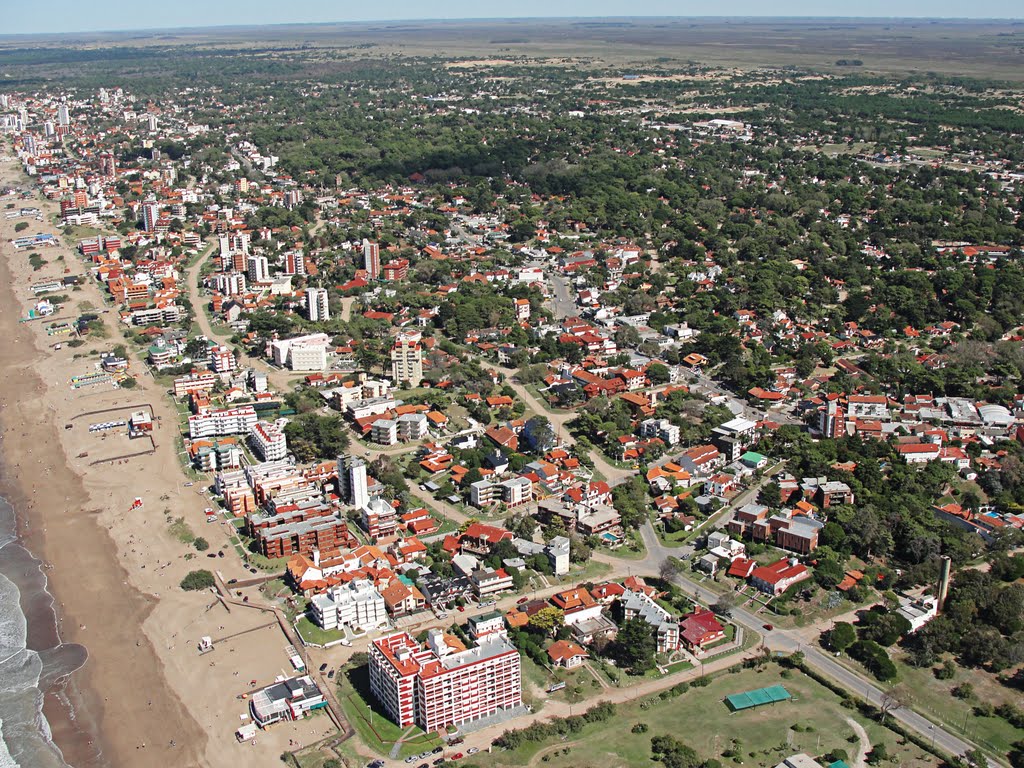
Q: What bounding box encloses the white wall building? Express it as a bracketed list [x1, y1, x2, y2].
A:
[310, 579, 388, 633]
[305, 287, 330, 322]
[249, 421, 288, 462]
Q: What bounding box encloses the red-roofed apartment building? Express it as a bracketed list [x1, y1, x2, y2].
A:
[369, 630, 522, 732]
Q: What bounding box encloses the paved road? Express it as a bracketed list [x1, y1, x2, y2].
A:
[548, 272, 577, 320]
[635, 521, 983, 764]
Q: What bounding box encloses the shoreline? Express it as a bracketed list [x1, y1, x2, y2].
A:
[0, 147, 207, 767]
[0, 142, 337, 768]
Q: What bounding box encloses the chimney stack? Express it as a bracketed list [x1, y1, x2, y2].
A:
[936, 555, 952, 612]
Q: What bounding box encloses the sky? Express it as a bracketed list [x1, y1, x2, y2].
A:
[3, 1, 1022, 35]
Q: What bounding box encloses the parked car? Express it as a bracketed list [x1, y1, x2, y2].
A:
[450, 753, 463, 761]
[319, 663, 328, 672]
[517, 597, 529, 605]
[432, 747, 443, 754]
[762, 623, 774, 631]
[467, 748, 479, 755]
[327, 669, 335, 679]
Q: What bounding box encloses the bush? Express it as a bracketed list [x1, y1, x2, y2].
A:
[934, 660, 956, 680]
[632, 723, 649, 734]
[951, 682, 974, 700]
[120, 377, 137, 389]
[193, 537, 210, 552]
[180, 569, 215, 591]
[14, 221, 29, 232]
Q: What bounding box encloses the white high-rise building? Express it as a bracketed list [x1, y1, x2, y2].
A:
[337, 455, 369, 509]
[305, 287, 329, 322]
[362, 239, 380, 279]
[247, 255, 269, 284]
[57, 104, 70, 126]
[147, 114, 158, 132]
[390, 330, 423, 386]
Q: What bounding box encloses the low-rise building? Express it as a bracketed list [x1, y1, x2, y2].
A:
[310, 579, 389, 633]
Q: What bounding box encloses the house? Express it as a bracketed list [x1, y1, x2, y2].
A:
[550, 587, 603, 626]
[750, 559, 811, 596]
[547, 640, 589, 669]
[380, 580, 426, 617]
[679, 608, 725, 650]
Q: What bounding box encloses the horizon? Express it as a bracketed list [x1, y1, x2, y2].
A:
[2, 5, 1023, 37]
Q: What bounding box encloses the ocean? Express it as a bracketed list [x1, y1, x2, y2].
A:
[0, 495, 88, 768]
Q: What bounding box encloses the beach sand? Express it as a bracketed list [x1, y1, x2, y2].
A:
[0, 147, 334, 768]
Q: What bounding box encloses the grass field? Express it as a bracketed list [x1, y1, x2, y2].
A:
[888, 652, 1023, 760]
[468, 665, 939, 768]
[337, 665, 444, 760]
[294, 616, 346, 647]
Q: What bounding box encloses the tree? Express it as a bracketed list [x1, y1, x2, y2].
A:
[758, 481, 782, 508]
[180, 570, 215, 591]
[823, 621, 857, 653]
[647, 362, 670, 385]
[528, 607, 565, 637]
[193, 537, 210, 552]
[610, 618, 657, 674]
[879, 686, 909, 725]
[712, 593, 736, 618]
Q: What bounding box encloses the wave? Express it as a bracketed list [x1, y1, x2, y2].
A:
[0, 495, 87, 768]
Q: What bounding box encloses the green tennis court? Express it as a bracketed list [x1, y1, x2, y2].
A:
[725, 684, 792, 711]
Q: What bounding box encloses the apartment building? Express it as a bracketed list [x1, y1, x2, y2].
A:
[363, 239, 380, 279]
[361, 496, 398, 540]
[369, 630, 522, 733]
[469, 476, 534, 509]
[337, 454, 370, 508]
[310, 579, 388, 633]
[390, 330, 423, 386]
[188, 406, 257, 439]
[249, 421, 288, 462]
[305, 287, 330, 322]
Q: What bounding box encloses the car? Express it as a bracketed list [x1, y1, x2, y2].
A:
[436, 612, 448, 620]
[227, 578, 237, 585]
[432, 747, 443, 754]
[457, 605, 465, 612]
[517, 597, 529, 605]
[467, 748, 479, 755]
[451, 753, 463, 761]
[249, 568, 258, 574]
[218, 551, 225, 558]
[417, 763, 430, 768]
[762, 623, 774, 631]
[319, 663, 328, 672]
[405, 757, 417, 764]
[327, 669, 335, 679]
[206, 553, 217, 558]
[433, 760, 446, 766]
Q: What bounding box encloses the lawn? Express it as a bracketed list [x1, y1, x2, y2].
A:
[469, 665, 939, 768]
[887, 652, 1023, 761]
[295, 616, 346, 646]
[337, 664, 443, 759]
[601, 530, 646, 560]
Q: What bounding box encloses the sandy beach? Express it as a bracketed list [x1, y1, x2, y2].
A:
[0, 146, 335, 768]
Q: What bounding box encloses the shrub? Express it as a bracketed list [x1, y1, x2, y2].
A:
[951, 682, 974, 700]
[180, 569, 215, 591]
[14, 221, 29, 232]
[632, 723, 649, 734]
[194, 537, 210, 552]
